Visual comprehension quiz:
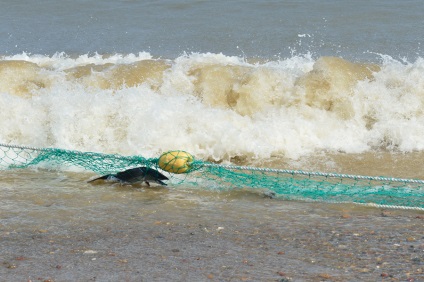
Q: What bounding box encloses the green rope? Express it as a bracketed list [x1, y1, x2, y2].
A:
[202, 163, 424, 185]
[0, 143, 423, 210]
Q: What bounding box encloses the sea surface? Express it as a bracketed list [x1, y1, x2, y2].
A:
[1, 1, 424, 280]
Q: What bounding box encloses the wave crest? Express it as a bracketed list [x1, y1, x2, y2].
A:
[1, 52, 424, 161]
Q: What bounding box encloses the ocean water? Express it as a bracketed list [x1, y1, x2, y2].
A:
[1, 0, 423, 61]
[1, 2, 424, 280]
[1, 0, 423, 166]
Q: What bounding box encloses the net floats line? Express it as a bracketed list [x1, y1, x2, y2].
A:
[0, 142, 154, 163]
[1, 142, 424, 186]
[201, 163, 424, 185]
[284, 197, 424, 211]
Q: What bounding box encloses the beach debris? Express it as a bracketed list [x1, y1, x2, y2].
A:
[318, 273, 332, 279]
[83, 250, 98, 254]
[117, 259, 128, 264]
[262, 190, 276, 199]
[3, 261, 16, 269]
[406, 237, 416, 242]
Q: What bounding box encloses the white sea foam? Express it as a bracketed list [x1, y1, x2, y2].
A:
[0, 52, 423, 162]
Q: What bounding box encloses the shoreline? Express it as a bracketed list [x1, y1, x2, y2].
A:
[2, 191, 423, 281]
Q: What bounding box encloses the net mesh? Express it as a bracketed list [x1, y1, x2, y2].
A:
[1, 143, 423, 210]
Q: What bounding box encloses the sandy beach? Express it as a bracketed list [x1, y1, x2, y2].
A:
[1, 183, 423, 282]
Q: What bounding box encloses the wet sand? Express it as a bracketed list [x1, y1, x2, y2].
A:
[1, 170, 423, 282]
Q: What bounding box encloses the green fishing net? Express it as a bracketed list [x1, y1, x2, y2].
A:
[0, 143, 423, 210]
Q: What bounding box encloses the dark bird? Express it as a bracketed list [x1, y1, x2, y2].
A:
[88, 167, 168, 186]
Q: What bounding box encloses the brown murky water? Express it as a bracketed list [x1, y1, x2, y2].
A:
[1, 169, 423, 281]
[255, 151, 424, 180]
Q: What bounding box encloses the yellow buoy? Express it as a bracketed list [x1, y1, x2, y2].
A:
[158, 151, 194, 174]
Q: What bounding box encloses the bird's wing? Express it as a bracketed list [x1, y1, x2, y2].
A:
[145, 167, 169, 180]
[154, 179, 168, 186]
[115, 167, 146, 183]
[87, 174, 112, 183]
